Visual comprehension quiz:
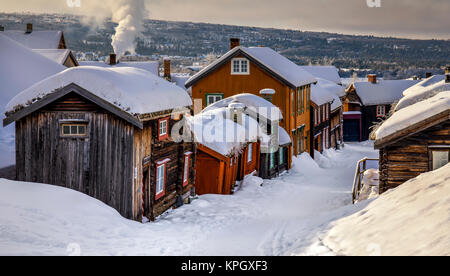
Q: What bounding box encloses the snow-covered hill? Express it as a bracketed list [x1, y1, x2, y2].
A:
[323, 163, 450, 256]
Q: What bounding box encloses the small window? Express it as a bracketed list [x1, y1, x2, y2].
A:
[279, 149, 284, 165]
[183, 154, 191, 186]
[431, 150, 449, 171]
[61, 123, 87, 137]
[269, 152, 275, 169]
[206, 94, 224, 106]
[156, 163, 167, 200]
[377, 105, 386, 117]
[247, 144, 253, 163]
[158, 118, 169, 140]
[231, 58, 250, 75]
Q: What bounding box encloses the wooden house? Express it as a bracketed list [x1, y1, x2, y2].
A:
[185, 38, 317, 161]
[200, 93, 291, 179]
[374, 90, 450, 193]
[309, 77, 345, 155]
[3, 66, 195, 222]
[343, 75, 418, 142]
[189, 105, 266, 194]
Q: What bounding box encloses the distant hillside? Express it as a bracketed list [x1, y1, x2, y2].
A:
[1, 12, 449, 78]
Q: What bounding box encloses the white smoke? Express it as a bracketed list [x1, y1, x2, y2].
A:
[110, 0, 147, 58]
[68, 0, 148, 58]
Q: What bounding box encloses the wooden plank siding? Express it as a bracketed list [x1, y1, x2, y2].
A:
[379, 121, 450, 193]
[16, 98, 135, 219]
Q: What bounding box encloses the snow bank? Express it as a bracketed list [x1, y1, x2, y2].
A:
[6, 66, 192, 116]
[323, 164, 450, 256]
[375, 91, 450, 140]
[395, 79, 450, 111]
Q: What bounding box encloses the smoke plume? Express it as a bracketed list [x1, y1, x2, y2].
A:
[110, 1, 147, 58]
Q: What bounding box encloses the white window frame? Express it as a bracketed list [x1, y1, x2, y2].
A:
[156, 163, 166, 196]
[376, 105, 386, 117]
[206, 94, 224, 106]
[247, 143, 253, 163]
[159, 119, 168, 137]
[231, 58, 250, 75]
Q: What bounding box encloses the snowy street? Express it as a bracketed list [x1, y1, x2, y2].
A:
[0, 142, 378, 256]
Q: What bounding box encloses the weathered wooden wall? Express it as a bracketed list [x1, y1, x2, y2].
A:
[16, 93, 135, 219]
[379, 121, 450, 193]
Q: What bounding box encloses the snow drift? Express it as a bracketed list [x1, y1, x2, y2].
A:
[323, 163, 450, 256]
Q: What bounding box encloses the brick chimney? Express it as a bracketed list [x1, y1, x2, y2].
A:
[445, 66, 450, 83]
[425, 72, 433, 79]
[0, 26, 4, 32]
[367, 74, 377, 84]
[230, 38, 240, 50]
[109, 54, 117, 65]
[164, 59, 171, 81]
[25, 23, 33, 34]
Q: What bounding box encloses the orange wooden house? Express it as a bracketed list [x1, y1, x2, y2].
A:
[188, 107, 264, 195]
[185, 39, 317, 164]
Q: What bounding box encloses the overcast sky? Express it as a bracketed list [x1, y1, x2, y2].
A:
[1, 0, 449, 39]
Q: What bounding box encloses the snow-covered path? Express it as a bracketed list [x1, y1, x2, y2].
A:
[0, 142, 378, 256]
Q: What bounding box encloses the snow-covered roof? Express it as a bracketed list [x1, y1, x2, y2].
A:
[278, 126, 291, 146]
[188, 108, 268, 156]
[32, 49, 73, 65]
[79, 61, 159, 76]
[2, 30, 63, 49]
[186, 46, 316, 88]
[403, 75, 444, 97]
[201, 93, 283, 121]
[171, 73, 191, 90]
[299, 66, 342, 85]
[395, 79, 450, 111]
[375, 91, 450, 144]
[0, 33, 65, 113]
[352, 79, 419, 106]
[311, 78, 336, 106]
[5, 66, 192, 119]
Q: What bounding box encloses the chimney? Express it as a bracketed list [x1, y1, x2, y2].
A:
[445, 66, 450, 83]
[25, 23, 33, 34]
[164, 59, 171, 81]
[0, 26, 4, 32]
[230, 38, 240, 50]
[425, 72, 433, 79]
[109, 54, 117, 65]
[367, 74, 377, 84]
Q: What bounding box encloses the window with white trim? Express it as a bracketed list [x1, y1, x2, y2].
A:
[159, 119, 168, 137]
[231, 58, 250, 75]
[61, 123, 87, 137]
[183, 154, 190, 185]
[376, 105, 386, 117]
[247, 144, 253, 163]
[206, 94, 224, 106]
[156, 163, 166, 198]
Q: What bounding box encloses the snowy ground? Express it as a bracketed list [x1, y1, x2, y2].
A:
[0, 142, 379, 256]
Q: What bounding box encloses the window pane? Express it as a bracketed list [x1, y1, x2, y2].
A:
[241, 60, 248, 73]
[184, 156, 189, 182]
[432, 151, 449, 170]
[248, 144, 253, 162]
[78, 125, 86, 135]
[233, 60, 240, 72]
[63, 125, 70, 135]
[71, 126, 78, 134]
